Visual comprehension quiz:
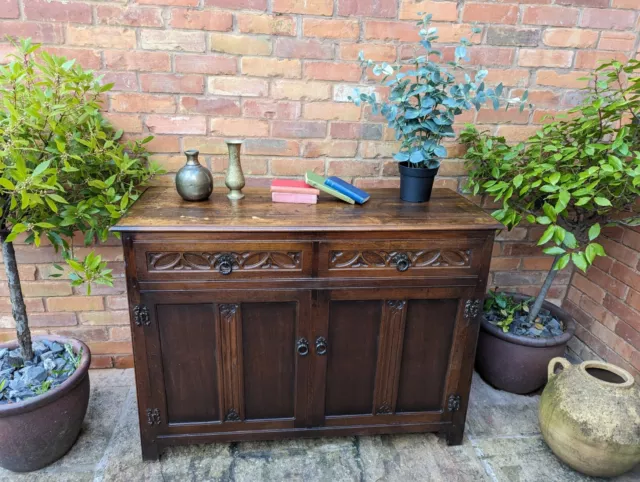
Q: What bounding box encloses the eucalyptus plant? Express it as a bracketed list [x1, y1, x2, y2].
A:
[463, 58, 640, 323]
[0, 40, 161, 360]
[351, 14, 528, 169]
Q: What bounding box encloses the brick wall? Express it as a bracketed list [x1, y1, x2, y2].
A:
[563, 225, 640, 380]
[0, 0, 638, 368]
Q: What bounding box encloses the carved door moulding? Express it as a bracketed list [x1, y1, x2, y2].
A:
[147, 251, 302, 272]
[329, 249, 471, 270]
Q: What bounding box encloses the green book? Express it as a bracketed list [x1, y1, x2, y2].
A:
[305, 171, 356, 204]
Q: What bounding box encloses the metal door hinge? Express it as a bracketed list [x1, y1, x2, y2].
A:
[146, 408, 161, 425]
[447, 394, 461, 412]
[134, 304, 150, 327]
[464, 299, 481, 321]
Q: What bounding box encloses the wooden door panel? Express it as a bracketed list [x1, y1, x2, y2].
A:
[242, 302, 297, 420]
[156, 303, 219, 424]
[395, 299, 458, 412]
[324, 300, 381, 416]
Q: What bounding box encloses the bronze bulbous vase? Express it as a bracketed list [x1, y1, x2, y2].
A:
[175, 149, 213, 202]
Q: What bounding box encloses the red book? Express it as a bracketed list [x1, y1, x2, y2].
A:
[272, 192, 318, 204]
[270, 179, 320, 195]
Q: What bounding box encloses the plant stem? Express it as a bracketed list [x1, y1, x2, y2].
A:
[1, 234, 33, 361]
[527, 254, 561, 324]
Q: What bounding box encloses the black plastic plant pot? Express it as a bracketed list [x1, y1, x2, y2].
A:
[398, 162, 439, 203]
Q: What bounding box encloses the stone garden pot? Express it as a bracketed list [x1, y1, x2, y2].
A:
[0, 335, 91, 472]
[540, 358, 640, 477]
[475, 293, 575, 394]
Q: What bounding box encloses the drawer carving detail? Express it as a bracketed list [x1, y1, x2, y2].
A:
[147, 251, 302, 272]
[329, 249, 471, 269]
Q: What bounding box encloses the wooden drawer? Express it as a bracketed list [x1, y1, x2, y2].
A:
[133, 240, 313, 281]
[318, 237, 486, 278]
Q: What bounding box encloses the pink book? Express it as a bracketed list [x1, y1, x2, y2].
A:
[272, 192, 318, 204]
[271, 179, 320, 195]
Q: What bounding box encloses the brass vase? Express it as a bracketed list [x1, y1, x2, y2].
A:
[225, 139, 245, 200]
[175, 149, 213, 202]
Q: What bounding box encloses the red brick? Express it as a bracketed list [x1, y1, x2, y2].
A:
[0, 297, 44, 314]
[88, 341, 132, 355]
[627, 290, 640, 313]
[0, 22, 64, 44]
[589, 266, 630, 299]
[476, 108, 530, 125]
[183, 137, 227, 154]
[399, 0, 458, 21]
[622, 228, 640, 251]
[241, 57, 301, 78]
[304, 102, 361, 121]
[615, 321, 640, 352]
[521, 257, 554, 270]
[463, 3, 518, 25]
[600, 238, 638, 267]
[127, 135, 180, 153]
[468, 47, 515, 66]
[96, 6, 163, 27]
[210, 118, 269, 137]
[361, 141, 401, 159]
[303, 140, 358, 158]
[274, 38, 333, 60]
[536, 70, 589, 88]
[272, 80, 331, 100]
[330, 123, 383, 140]
[274, 0, 333, 16]
[210, 33, 272, 55]
[580, 8, 636, 30]
[575, 50, 629, 69]
[491, 257, 522, 270]
[212, 156, 267, 175]
[518, 49, 574, 68]
[175, 54, 236, 75]
[111, 93, 175, 114]
[146, 115, 207, 135]
[557, 0, 608, 5]
[205, 0, 267, 9]
[337, 0, 396, 17]
[523, 6, 579, 27]
[24, 0, 92, 23]
[68, 26, 136, 49]
[140, 74, 204, 94]
[340, 43, 396, 62]
[237, 14, 296, 36]
[28, 313, 77, 327]
[354, 178, 400, 189]
[493, 271, 545, 286]
[0, 0, 19, 19]
[170, 8, 233, 31]
[180, 97, 240, 116]
[502, 243, 543, 257]
[113, 355, 134, 368]
[599, 31, 636, 51]
[365, 21, 421, 42]
[138, 0, 198, 4]
[103, 113, 143, 133]
[603, 294, 640, 331]
[611, 262, 640, 292]
[271, 159, 324, 176]
[90, 356, 113, 369]
[244, 139, 299, 156]
[328, 160, 380, 178]
[272, 121, 327, 138]
[243, 100, 300, 119]
[304, 62, 362, 82]
[496, 125, 542, 142]
[104, 51, 171, 72]
[209, 77, 268, 97]
[110, 326, 132, 341]
[99, 71, 137, 92]
[41, 47, 101, 70]
[612, 0, 637, 7]
[141, 30, 206, 52]
[303, 19, 360, 39]
[542, 28, 599, 48]
[47, 296, 105, 312]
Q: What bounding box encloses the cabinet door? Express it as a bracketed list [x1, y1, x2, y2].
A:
[136, 289, 312, 434]
[311, 287, 474, 427]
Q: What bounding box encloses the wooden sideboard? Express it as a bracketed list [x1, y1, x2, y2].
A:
[112, 187, 500, 460]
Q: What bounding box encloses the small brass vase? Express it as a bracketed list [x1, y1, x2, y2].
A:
[225, 139, 245, 201]
[175, 149, 213, 202]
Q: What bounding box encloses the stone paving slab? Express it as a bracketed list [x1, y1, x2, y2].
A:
[0, 369, 637, 482]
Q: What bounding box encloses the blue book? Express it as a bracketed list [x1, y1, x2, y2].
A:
[325, 176, 370, 204]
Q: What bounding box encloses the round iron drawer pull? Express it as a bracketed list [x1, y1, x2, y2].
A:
[315, 337, 328, 355]
[296, 338, 309, 356]
[393, 253, 411, 272]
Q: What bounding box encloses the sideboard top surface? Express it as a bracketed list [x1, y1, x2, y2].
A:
[111, 187, 502, 233]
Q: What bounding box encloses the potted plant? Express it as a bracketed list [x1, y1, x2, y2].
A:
[351, 14, 527, 202]
[463, 58, 640, 394]
[0, 40, 160, 472]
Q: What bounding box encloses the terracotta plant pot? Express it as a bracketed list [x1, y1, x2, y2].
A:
[475, 293, 575, 394]
[540, 358, 640, 477]
[0, 335, 91, 472]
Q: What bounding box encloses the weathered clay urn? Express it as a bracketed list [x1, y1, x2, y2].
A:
[0, 335, 91, 472]
[539, 357, 640, 478]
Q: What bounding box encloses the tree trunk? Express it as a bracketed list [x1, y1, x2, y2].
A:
[1, 234, 33, 361]
[527, 255, 561, 324]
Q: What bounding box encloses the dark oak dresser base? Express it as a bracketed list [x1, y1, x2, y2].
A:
[113, 188, 499, 460]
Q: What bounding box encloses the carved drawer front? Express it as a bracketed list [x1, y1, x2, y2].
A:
[134, 241, 312, 280]
[319, 238, 484, 278]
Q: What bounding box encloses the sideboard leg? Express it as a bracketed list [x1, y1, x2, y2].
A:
[141, 442, 160, 461]
[445, 424, 465, 446]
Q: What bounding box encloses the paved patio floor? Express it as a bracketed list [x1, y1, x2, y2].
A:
[1, 369, 638, 482]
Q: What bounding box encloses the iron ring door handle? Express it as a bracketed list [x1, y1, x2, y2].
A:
[315, 337, 328, 355]
[217, 253, 235, 275]
[296, 338, 309, 356]
[393, 253, 411, 272]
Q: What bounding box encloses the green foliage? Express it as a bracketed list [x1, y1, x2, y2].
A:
[33, 379, 52, 395]
[0, 39, 162, 288]
[351, 14, 528, 169]
[64, 343, 82, 369]
[0, 378, 6, 392]
[463, 58, 640, 276]
[484, 290, 532, 333]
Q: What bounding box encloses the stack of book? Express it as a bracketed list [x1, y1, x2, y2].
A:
[305, 171, 370, 205]
[270, 179, 320, 204]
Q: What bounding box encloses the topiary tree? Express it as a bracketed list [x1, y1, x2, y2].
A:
[0, 40, 161, 361]
[463, 58, 640, 325]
